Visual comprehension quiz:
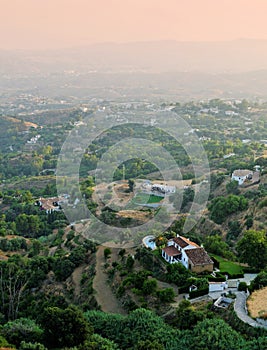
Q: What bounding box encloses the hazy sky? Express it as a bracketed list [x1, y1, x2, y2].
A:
[1, 0, 267, 49]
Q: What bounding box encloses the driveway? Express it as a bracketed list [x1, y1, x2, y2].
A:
[234, 291, 267, 329]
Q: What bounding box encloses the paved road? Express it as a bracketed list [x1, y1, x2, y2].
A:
[234, 292, 267, 329]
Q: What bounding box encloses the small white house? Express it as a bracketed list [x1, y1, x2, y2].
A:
[231, 169, 253, 186]
[209, 281, 228, 293]
[151, 184, 176, 195]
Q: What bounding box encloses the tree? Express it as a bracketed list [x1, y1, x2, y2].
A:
[0, 260, 29, 320]
[181, 187, 195, 210]
[209, 195, 248, 224]
[128, 179, 135, 192]
[243, 337, 267, 350]
[250, 271, 267, 291]
[40, 306, 91, 348]
[0, 335, 12, 349]
[1, 318, 43, 347]
[80, 334, 119, 350]
[226, 180, 240, 195]
[174, 299, 207, 330]
[245, 215, 254, 230]
[125, 255, 134, 270]
[19, 341, 48, 350]
[15, 214, 41, 238]
[134, 339, 164, 350]
[237, 230, 267, 269]
[204, 235, 233, 260]
[104, 248, 111, 260]
[118, 248, 126, 259]
[190, 318, 245, 350]
[210, 173, 225, 192]
[84, 308, 183, 349]
[52, 257, 75, 281]
[156, 288, 175, 303]
[238, 282, 247, 292]
[142, 278, 157, 295]
[227, 220, 242, 241]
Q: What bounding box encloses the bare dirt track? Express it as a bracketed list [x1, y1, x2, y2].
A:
[93, 246, 127, 315]
[72, 265, 84, 300]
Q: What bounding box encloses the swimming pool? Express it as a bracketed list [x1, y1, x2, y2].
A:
[142, 235, 156, 250]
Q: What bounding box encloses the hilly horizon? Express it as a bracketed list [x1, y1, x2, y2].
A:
[2, 39, 267, 74]
[2, 39, 267, 101]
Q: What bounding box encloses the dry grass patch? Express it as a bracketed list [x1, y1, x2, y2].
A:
[247, 286, 267, 318]
[116, 210, 152, 222]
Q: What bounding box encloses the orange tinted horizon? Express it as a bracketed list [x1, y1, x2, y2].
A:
[1, 0, 267, 49]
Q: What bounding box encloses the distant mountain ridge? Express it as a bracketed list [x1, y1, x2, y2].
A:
[2, 40, 267, 100]
[2, 39, 267, 74]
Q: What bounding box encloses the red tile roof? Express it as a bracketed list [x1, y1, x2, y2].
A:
[173, 236, 189, 248]
[185, 248, 214, 266]
[173, 236, 200, 249]
[162, 246, 182, 257]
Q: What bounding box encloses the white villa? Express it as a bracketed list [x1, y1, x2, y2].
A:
[231, 169, 253, 185]
[151, 183, 176, 195]
[162, 235, 214, 273]
[142, 181, 176, 196]
[36, 196, 68, 214]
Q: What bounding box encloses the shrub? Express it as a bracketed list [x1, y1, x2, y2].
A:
[142, 279, 157, 295]
[40, 306, 91, 348]
[0, 335, 13, 348]
[249, 271, 267, 292]
[238, 282, 247, 292]
[226, 272, 244, 279]
[258, 198, 267, 209]
[189, 287, 209, 299]
[104, 248, 111, 259]
[1, 318, 44, 347]
[157, 288, 175, 303]
[19, 341, 48, 350]
[178, 285, 189, 294]
[207, 275, 226, 282]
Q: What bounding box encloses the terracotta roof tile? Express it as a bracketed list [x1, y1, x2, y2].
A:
[162, 246, 182, 257]
[173, 236, 189, 248]
[185, 248, 214, 266]
[173, 236, 200, 248]
[232, 169, 252, 177]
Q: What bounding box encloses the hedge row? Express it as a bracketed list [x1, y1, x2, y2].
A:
[224, 272, 244, 279]
[178, 285, 189, 294]
[207, 276, 226, 282]
[189, 287, 209, 299]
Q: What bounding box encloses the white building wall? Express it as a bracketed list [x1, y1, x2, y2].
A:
[209, 282, 228, 293]
[180, 249, 189, 269]
[232, 175, 246, 185]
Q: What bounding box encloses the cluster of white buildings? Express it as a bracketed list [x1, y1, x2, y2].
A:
[231, 167, 260, 186]
[151, 183, 176, 195]
[27, 134, 41, 144]
[142, 181, 176, 196]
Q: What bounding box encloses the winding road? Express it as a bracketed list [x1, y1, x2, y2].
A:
[234, 291, 267, 329]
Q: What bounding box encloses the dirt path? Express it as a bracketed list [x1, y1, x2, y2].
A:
[72, 265, 84, 300]
[48, 246, 57, 256]
[156, 280, 186, 307]
[93, 246, 127, 315]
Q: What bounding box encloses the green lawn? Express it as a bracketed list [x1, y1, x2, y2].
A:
[212, 255, 243, 275]
[133, 192, 163, 204]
